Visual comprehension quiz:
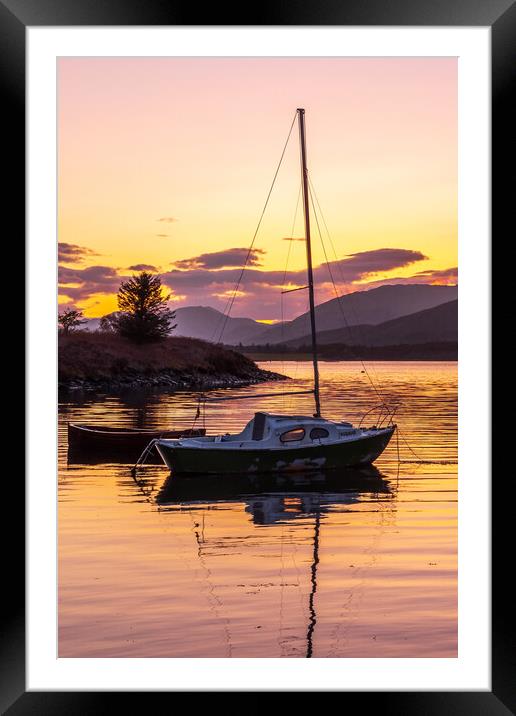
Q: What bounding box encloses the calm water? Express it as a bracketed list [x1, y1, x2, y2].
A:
[58, 361, 457, 658]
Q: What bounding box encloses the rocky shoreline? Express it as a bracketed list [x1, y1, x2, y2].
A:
[59, 365, 286, 394]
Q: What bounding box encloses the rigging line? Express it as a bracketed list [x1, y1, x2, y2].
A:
[289, 291, 310, 413]
[282, 182, 303, 290]
[281, 181, 303, 391]
[307, 182, 386, 406]
[190, 394, 203, 431]
[397, 426, 423, 461]
[214, 111, 298, 345]
[308, 175, 385, 395]
[307, 175, 381, 385]
[281, 184, 302, 337]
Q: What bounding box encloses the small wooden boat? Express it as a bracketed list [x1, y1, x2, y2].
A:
[68, 423, 206, 453]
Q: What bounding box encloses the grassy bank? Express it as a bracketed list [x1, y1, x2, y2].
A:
[59, 332, 285, 392]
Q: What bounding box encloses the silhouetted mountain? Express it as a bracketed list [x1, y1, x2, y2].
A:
[248, 284, 458, 345]
[280, 299, 457, 348]
[83, 317, 102, 331]
[82, 284, 458, 346]
[82, 311, 120, 333]
[172, 306, 267, 344]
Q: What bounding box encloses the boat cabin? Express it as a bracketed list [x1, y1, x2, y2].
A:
[172, 412, 360, 450]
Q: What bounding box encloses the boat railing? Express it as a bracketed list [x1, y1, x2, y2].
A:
[358, 402, 398, 429]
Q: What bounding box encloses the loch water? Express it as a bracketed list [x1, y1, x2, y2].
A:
[58, 361, 457, 658]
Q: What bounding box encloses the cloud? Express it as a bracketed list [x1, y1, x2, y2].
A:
[166, 247, 426, 293]
[127, 264, 158, 272]
[414, 266, 457, 282]
[326, 248, 428, 279]
[155, 234, 169, 238]
[58, 264, 123, 301]
[160, 246, 429, 318]
[360, 266, 457, 290]
[58, 242, 100, 263]
[173, 247, 266, 270]
[157, 217, 177, 223]
[57, 247, 447, 320]
[163, 267, 280, 292]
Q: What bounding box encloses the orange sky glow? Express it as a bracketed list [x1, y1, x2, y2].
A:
[58, 57, 457, 320]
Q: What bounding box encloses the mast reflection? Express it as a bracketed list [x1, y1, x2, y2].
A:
[154, 466, 393, 658]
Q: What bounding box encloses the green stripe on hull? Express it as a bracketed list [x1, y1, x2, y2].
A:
[156, 427, 395, 475]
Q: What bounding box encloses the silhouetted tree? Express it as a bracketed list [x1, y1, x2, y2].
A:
[58, 308, 86, 335]
[114, 272, 176, 343]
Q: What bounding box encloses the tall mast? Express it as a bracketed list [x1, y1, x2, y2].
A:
[297, 108, 321, 418]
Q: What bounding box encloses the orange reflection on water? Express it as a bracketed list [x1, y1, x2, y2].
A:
[58, 361, 457, 657]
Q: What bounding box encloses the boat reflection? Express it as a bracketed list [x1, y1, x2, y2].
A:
[155, 465, 392, 525]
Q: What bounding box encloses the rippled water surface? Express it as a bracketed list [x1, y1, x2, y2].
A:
[58, 361, 457, 657]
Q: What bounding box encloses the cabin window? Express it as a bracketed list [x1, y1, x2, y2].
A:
[280, 428, 305, 443]
[310, 427, 329, 440]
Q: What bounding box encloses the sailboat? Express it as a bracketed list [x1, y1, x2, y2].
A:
[154, 109, 395, 475]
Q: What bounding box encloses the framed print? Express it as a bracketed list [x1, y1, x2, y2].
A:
[3, 0, 512, 710]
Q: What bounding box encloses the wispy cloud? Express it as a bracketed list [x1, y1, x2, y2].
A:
[359, 266, 457, 290]
[127, 264, 158, 272]
[173, 247, 266, 270]
[415, 266, 457, 282]
[158, 246, 430, 317]
[320, 248, 428, 281]
[58, 242, 100, 264]
[58, 265, 124, 302]
[163, 247, 426, 293]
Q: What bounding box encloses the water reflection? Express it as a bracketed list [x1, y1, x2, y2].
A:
[155, 466, 392, 523]
[59, 362, 457, 658]
[148, 466, 394, 658]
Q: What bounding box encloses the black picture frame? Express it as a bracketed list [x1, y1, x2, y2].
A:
[5, 0, 510, 710]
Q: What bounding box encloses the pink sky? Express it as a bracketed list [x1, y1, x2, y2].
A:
[58, 57, 457, 320]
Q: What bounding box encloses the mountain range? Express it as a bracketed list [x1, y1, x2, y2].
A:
[82, 284, 458, 347]
[280, 299, 457, 348]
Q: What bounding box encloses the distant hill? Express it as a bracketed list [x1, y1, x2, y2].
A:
[172, 306, 267, 345]
[247, 284, 458, 346]
[281, 299, 458, 348]
[81, 284, 458, 346]
[83, 316, 102, 331]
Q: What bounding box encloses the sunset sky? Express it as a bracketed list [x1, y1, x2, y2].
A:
[58, 57, 457, 321]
